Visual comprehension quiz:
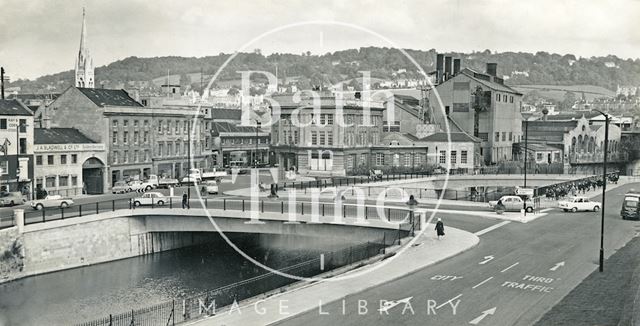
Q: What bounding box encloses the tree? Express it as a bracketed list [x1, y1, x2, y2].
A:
[561, 91, 577, 110]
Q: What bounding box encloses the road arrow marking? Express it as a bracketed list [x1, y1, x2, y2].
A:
[469, 307, 496, 325]
[501, 262, 519, 273]
[479, 255, 495, 265]
[378, 296, 413, 313]
[550, 261, 565, 271]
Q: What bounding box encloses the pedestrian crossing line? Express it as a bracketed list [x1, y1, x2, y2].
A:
[474, 220, 511, 236]
[501, 262, 519, 273]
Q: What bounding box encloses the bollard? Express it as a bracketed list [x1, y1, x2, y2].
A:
[60, 207, 64, 220]
[79, 205, 82, 217]
[112, 200, 115, 211]
[14, 209, 24, 234]
[261, 200, 264, 213]
[95, 202, 99, 215]
[242, 199, 245, 212]
[170, 197, 173, 209]
[281, 201, 284, 214]
[301, 202, 304, 215]
[224, 198, 226, 210]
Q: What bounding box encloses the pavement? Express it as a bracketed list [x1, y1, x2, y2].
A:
[187, 226, 480, 326]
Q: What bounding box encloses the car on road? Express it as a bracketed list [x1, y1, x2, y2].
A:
[558, 196, 601, 212]
[489, 195, 534, 213]
[133, 192, 168, 206]
[180, 176, 200, 186]
[201, 180, 219, 195]
[0, 191, 26, 206]
[112, 181, 130, 194]
[31, 195, 74, 210]
[621, 192, 640, 220]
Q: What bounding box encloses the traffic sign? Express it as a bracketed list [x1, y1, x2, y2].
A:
[516, 187, 534, 196]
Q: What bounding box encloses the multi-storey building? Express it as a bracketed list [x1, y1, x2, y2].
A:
[270, 93, 385, 177]
[209, 108, 270, 168]
[44, 86, 212, 186]
[34, 127, 107, 195]
[428, 60, 523, 165]
[0, 100, 35, 193]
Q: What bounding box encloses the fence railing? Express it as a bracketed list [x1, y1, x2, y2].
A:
[14, 196, 417, 229]
[75, 233, 406, 326]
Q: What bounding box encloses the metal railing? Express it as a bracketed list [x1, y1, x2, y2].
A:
[75, 234, 402, 326]
[13, 196, 416, 229]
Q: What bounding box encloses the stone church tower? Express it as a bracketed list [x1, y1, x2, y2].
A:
[75, 8, 94, 88]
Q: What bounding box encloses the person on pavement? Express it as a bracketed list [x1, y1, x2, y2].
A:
[435, 217, 445, 239]
[182, 192, 189, 209]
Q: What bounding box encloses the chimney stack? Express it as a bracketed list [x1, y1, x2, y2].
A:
[486, 63, 497, 77]
[436, 54, 444, 84]
[453, 59, 461, 76]
[444, 56, 452, 80]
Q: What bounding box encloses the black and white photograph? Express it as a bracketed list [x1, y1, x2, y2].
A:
[1, 0, 640, 325]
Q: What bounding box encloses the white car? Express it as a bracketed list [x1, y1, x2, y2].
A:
[133, 192, 168, 207]
[112, 181, 130, 194]
[31, 195, 74, 210]
[181, 176, 200, 185]
[489, 195, 534, 213]
[202, 180, 219, 194]
[558, 196, 601, 212]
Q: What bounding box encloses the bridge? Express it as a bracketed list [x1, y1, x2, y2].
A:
[4, 197, 421, 281]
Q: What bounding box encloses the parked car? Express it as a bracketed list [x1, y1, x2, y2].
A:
[489, 195, 534, 213]
[127, 180, 146, 192]
[133, 192, 167, 206]
[31, 195, 74, 210]
[112, 181, 130, 194]
[558, 196, 601, 212]
[0, 191, 26, 207]
[180, 176, 200, 186]
[201, 180, 219, 195]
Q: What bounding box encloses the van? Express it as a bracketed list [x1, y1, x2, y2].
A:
[621, 192, 640, 220]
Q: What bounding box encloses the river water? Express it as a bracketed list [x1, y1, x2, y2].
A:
[0, 233, 356, 326]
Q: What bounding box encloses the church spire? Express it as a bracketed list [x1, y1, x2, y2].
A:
[75, 7, 94, 88]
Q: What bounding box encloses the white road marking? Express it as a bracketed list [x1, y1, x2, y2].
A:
[469, 307, 497, 324]
[479, 255, 495, 265]
[474, 221, 511, 236]
[472, 277, 494, 289]
[501, 262, 519, 273]
[540, 208, 553, 212]
[549, 261, 565, 271]
[378, 296, 413, 313]
[436, 294, 463, 309]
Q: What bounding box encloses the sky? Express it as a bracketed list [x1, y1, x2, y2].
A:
[1, 0, 639, 80]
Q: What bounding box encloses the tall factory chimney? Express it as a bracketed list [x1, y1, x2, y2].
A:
[436, 53, 444, 84]
[453, 59, 461, 76]
[444, 56, 453, 81]
[486, 63, 498, 77]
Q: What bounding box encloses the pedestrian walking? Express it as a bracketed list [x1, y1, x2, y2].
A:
[435, 217, 445, 239]
[182, 192, 189, 209]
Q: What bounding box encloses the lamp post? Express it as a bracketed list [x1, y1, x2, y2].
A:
[406, 195, 418, 237]
[412, 144, 415, 173]
[592, 109, 609, 273]
[523, 118, 530, 215]
[187, 120, 191, 204]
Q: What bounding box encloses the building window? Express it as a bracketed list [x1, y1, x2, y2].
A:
[112, 120, 118, 128]
[112, 151, 118, 164]
[168, 143, 173, 156]
[145, 150, 150, 162]
[327, 132, 333, 146]
[60, 155, 67, 164]
[144, 120, 149, 128]
[502, 132, 506, 141]
[439, 150, 446, 164]
[123, 120, 128, 128]
[112, 131, 118, 144]
[158, 143, 164, 157]
[451, 150, 457, 164]
[143, 131, 149, 144]
[319, 132, 326, 146]
[19, 138, 26, 154]
[47, 155, 54, 165]
[496, 93, 500, 102]
[175, 120, 180, 134]
[510, 96, 514, 103]
[134, 150, 139, 162]
[536, 153, 543, 161]
[509, 132, 513, 141]
[360, 154, 367, 166]
[495, 132, 500, 142]
[382, 121, 401, 132]
[503, 94, 507, 102]
[134, 120, 139, 128]
[123, 131, 129, 144]
[461, 150, 468, 164]
[404, 153, 411, 167]
[36, 155, 42, 165]
[0, 119, 6, 130]
[46, 176, 56, 188]
[72, 154, 77, 164]
[311, 132, 318, 145]
[134, 131, 139, 144]
[71, 176, 78, 186]
[59, 176, 69, 187]
[347, 156, 354, 169]
[415, 153, 421, 166]
[123, 150, 129, 163]
[375, 153, 385, 165]
[158, 120, 163, 134]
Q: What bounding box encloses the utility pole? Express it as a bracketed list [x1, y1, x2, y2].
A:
[593, 109, 609, 273]
[187, 119, 191, 204]
[1, 67, 5, 100]
[523, 118, 529, 215]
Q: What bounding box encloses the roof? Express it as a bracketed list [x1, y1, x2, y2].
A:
[458, 69, 522, 95]
[270, 94, 385, 109]
[210, 108, 241, 121]
[8, 93, 59, 101]
[34, 128, 96, 144]
[77, 87, 143, 107]
[0, 99, 34, 116]
[420, 132, 481, 143]
[211, 121, 265, 135]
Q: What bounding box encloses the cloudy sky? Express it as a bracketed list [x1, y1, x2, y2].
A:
[1, 0, 639, 80]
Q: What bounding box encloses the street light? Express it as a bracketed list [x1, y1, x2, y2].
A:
[592, 109, 609, 273]
[523, 117, 531, 215]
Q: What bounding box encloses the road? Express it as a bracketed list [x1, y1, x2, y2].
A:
[271, 183, 640, 326]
